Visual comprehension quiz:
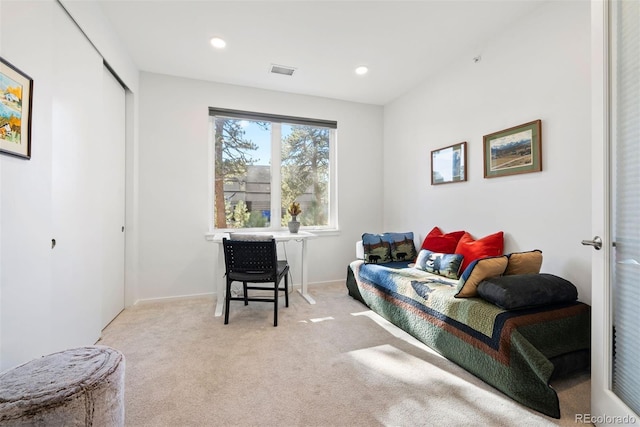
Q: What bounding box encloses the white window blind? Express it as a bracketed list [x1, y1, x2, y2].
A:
[612, 0, 640, 415]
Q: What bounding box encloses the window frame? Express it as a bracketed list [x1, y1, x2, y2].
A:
[207, 108, 338, 234]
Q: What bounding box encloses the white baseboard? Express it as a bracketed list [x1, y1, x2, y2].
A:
[306, 279, 345, 287]
[133, 292, 215, 306]
[133, 280, 344, 305]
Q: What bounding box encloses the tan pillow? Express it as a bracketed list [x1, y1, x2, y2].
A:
[455, 255, 508, 298]
[504, 250, 543, 275]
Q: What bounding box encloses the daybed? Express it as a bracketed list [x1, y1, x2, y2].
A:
[346, 228, 591, 418]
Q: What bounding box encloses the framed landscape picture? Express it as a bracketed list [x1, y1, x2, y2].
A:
[483, 120, 541, 178]
[431, 141, 467, 185]
[0, 57, 33, 159]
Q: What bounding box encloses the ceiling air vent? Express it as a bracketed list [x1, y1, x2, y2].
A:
[270, 64, 296, 76]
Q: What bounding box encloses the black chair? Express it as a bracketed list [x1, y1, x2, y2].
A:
[222, 237, 290, 327]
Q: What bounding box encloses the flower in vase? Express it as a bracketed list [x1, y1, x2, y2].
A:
[287, 202, 302, 217]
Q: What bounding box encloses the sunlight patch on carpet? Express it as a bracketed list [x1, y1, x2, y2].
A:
[347, 344, 446, 386]
[310, 316, 334, 323]
[351, 310, 444, 359]
[346, 344, 552, 426]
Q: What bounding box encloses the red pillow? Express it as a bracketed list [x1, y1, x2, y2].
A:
[455, 231, 504, 273]
[421, 227, 466, 253]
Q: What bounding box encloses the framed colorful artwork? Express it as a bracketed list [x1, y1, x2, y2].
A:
[1, 57, 33, 159]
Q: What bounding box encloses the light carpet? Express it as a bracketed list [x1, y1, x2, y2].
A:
[98, 282, 590, 426]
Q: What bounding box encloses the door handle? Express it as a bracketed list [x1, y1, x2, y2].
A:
[581, 236, 602, 250]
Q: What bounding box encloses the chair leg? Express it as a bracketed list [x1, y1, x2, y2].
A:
[243, 281, 248, 305]
[284, 275, 289, 307]
[224, 278, 232, 325]
[273, 282, 278, 327]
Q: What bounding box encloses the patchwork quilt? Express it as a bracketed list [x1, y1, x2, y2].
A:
[347, 260, 591, 418]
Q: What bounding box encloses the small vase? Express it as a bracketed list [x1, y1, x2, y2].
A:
[288, 216, 300, 233]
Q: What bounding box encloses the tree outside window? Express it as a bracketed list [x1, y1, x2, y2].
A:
[281, 124, 329, 227]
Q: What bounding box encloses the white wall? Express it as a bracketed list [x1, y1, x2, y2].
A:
[136, 72, 383, 301]
[0, 0, 138, 371]
[1, 0, 56, 371]
[383, 1, 592, 302]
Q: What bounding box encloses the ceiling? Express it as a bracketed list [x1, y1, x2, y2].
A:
[96, 1, 546, 106]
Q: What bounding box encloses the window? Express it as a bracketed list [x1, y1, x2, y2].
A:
[209, 108, 337, 231]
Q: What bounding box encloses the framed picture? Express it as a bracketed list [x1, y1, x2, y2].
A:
[483, 119, 541, 178]
[431, 141, 467, 185]
[1, 57, 33, 159]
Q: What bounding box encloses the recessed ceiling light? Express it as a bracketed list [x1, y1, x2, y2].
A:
[355, 66, 369, 75]
[210, 37, 226, 49]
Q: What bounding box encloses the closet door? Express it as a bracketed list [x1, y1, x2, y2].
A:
[590, 0, 640, 423]
[51, 4, 103, 348]
[101, 67, 126, 329]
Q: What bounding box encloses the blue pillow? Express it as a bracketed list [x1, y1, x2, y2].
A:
[382, 232, 418, 262]
[362, 233, 391, 263]
[415, 249, 464, 279]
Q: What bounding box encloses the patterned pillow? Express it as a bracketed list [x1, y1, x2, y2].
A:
[415, 249, 464, 279]
[504, 250, 543, 275]
[455, 255, 508, 298]
[362, 233, 391, 264]
[383, 232, 418, 262]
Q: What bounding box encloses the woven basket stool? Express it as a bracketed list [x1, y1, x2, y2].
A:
[0, 345, 125, 426]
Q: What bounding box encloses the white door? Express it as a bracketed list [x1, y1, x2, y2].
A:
[51, 5, 104, 348]
[101, 67, 126, 329]
[590, 1, 639, 424]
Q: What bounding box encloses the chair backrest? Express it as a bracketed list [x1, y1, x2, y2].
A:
[222, 238, 279, 278]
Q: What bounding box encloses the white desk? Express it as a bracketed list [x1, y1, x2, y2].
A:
[210, 231, 316, 317]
